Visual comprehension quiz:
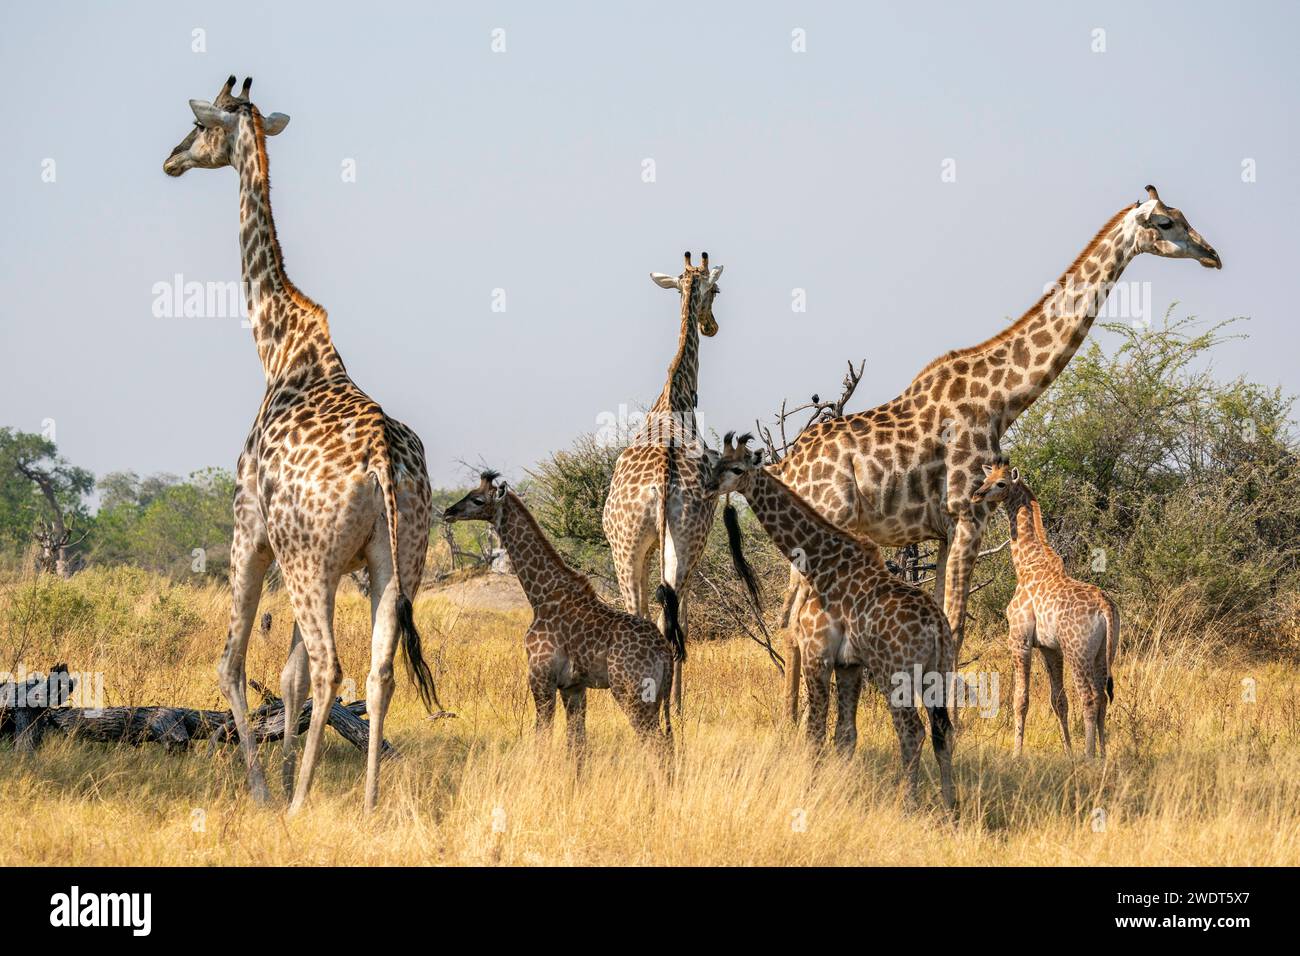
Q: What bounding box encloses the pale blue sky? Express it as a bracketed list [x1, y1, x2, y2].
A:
[1, 1, 1295, 488]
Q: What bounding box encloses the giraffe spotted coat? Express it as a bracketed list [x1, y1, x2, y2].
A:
[712, 435, 956, 811]
[447, 474, 675, 751]
[603, 253, 723, 712]
[774, 188, 1218, 716]
[165, 77, 437, 813]
[972, 464, 1119, 759]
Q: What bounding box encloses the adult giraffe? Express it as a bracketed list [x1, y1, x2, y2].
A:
[603, 252, 722, 714]
[164, 77, 439, 812]
[776, 187, 1219, 713]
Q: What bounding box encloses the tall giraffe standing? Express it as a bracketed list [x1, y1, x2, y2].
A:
[164, 77, 439, 812]
[603, 252, 723, 713]
[775, 187, 1218, 712]
[971, 463, 1119, 758]
[711, 434, 956, 810]
[444, 472, 675, 753]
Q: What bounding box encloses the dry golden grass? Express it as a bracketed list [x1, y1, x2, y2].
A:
[2, 566, 1297, 866]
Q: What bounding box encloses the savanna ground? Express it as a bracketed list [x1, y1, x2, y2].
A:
[3, 564, 1297, 866]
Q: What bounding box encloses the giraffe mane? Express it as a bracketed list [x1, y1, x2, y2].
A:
[247, 107, 327, 320]
[911, 203, 1135, 379]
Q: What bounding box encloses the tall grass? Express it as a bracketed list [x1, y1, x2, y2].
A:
[1, 565, 1296, 865]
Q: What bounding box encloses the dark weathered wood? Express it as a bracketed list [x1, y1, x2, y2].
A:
[0, 665, 76, 751]
[211, 681, 395, 757]
[2, 665, 394, 757]
[44, 706, 231, 752]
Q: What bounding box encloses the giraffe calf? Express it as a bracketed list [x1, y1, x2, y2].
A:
[973, 464, 1119, 759]
[445, 473, 676, 755]
[711, 434, 957, 812]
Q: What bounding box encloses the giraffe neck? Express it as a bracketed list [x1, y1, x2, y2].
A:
[913, 204, 1139, 431]
[994, 206, 1139, 425]
[742, 468, 885, 588]
[649, 284, 701, 422]
[496, 491, 586, 610]
[232, 109, 344, 383]
[1005, 490, 1064, 575]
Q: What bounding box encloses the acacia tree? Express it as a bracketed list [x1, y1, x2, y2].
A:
[0, 428, 93, 576]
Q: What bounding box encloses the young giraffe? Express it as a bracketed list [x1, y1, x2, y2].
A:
[164, 77, 439, 812]
[712, 434, 956, 810]
[602, 252, 723, 714]
[972, 463, 1119, 759]
[777, 187, 1218, 714]
[445, 473, 675, 751]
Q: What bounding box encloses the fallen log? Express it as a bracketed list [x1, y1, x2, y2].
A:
[211, 682, 396, 759]
[0, 665, 76, 752]
[1, 667, 394, 757]
[45, 706, 230, 753]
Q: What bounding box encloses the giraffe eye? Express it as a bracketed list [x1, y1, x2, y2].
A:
[1154, 217, 1174, 229]
[471, 496, 485, 505]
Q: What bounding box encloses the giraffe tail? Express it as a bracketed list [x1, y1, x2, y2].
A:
[371, 441, 440, 713]
[723, 503, 784, 671]
[928, 617, 957, 755]
[655, 584, 686, 662]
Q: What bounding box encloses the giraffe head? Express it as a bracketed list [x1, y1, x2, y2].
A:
[970, 461, 1023, 505]
[1131, 185, 1221, 269]
[163, 75, 290, 177]
[709, 431, 766, 494]
[443, 471, 507, 524]
[650, 251, 723, 336]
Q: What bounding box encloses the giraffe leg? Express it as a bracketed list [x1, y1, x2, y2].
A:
[832, 664, 864, 757]
[560, 686, 587, 763]
[888, 704, 926, 809]
[782, 572, 807, 726]
[362, 546, 401, 813]
[930, 699, 958, 813]
[785, 630, 803, 725]
[941, 514, 985, 658]
[613, 532, 653, 617]
[285, 575, 342, 816]
[1069, 654, 1100, 759]
[278, 622, 309, 797]
[218, 520, 273, 805]
[1039, 645, 1071, 756]
[932, 537, 950, 617]
[802, 654, 833, 748]
[660, 528, 689, 717]
[529, 661, 557, 742]
[1092, 641, 1109, 760]
[1008, 611, 1035, 756]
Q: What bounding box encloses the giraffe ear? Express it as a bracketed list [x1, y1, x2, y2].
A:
[189, 99, 236, 131]
[493, 481, 508, 500]
[982, 463, 995, 476]
[707, 265, 724, 287]
[650, 273, 680, 290]
[263, 112, 291, 136]
[1010, 467, 1020, 482]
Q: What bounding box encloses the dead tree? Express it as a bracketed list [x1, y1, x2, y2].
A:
[754, 359, 865, 463]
